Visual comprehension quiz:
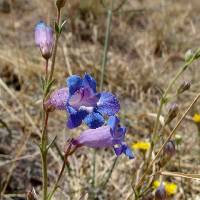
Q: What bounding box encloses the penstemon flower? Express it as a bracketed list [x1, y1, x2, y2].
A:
[35, 21, 53, 60]
[71, 116, 134, 159]
[46, 74, 120, 129]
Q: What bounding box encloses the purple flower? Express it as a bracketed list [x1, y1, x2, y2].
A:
[71, 116, 134, 159]
[66, 74, 120, 129]
[47, 74, 120, 129]
[35, 21, 53, 60]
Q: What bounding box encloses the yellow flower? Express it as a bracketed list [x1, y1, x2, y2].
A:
[193, 113, 200, 123]
[153, 180, 177, 196]
[153, 180, 160, 188]
[165, 182, 177, 195]
[132, 141, 151, 151]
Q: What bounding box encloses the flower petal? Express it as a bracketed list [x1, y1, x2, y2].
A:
[107, 116, 120, 133]
[113, 145, 124, 156]
[35, 21, 47, 46]
[97, 92, 120, 116]
[47, 87, 68, 110]
[123, 145, 134, 159]
[66, 75, 82, 96]
[73, 125, 113, 148]
[83, 112, 104, 129]
[69, 87, 100, 109]
[82, 73, 97, 93]
[114, 144, 134, 159]
[67, 106, 88, 129]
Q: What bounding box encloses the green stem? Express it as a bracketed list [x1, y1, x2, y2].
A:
[135, 58, 194, 192]
[41, 111, 49, 200]
[49, 8, 61, 82]
[100, 7, 113, 91]
[92, 2, 114, 191]
[136, 91, 200, 189]
[47, 143, 72, 200]
[102, 157, 118, 188]
[91, 150, 96, 188]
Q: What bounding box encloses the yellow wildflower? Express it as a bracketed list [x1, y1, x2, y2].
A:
[153, 180, 177, 196]
[193, 113, 200, 123]
[165, 182, 177, 195]
[153, 180, 160, 189]
[132, 141, 150, 151]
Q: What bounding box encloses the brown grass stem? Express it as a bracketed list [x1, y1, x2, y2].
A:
[135, 91, 200, 190]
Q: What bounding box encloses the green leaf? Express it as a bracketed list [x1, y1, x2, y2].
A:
[47, 136, 57, 150]
[45, 79, 56, 95]
[40, 76, 46, 91]
[54, 22, 60, 35]
[60, 20, 67, 34]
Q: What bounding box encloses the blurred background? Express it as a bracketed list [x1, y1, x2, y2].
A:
[0, 0, 200, 199]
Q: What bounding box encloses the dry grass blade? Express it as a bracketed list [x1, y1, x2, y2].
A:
[160, 171, 200, 180]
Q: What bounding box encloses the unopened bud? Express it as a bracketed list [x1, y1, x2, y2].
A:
[185, 49, 194, 62]
[165, 103, 179, 124]
[35, 21, 53, 60]
[155, 184, 167, 200]
[56, 0, 67, 10]
[163, 140, 176, 158]
[177, 81, 191, 94]
[175, 134, 182, 145]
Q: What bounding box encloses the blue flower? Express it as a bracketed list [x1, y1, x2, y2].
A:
[66, 74, 120, 129]
[35, 21, 53, 60]
[72, 116, 134, 159]
[46, 74, 120, 129]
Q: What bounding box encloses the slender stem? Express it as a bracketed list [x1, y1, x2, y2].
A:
[49, 8, 61, 81]
[92, 150, 96, 188]
[141, 61, 192, 184]
[100, 7, 113, 91]
[91, 2, 114, 191]
[102, 157, 118, 188]
[134, 57, 196, 194]
[91, 1, 114, 191]
[41, 111, 49, 200]
[135, 91, 200, 189]
[47, 143, 72, 200]
[45, 59, 49, 80]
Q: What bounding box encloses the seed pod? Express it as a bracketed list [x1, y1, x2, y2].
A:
[165, 103, 179, 124]
[177, 81, 191, 94]
[56, 0, 67, 10]
[185, 49, 194, 62]
[163, 140, 176, 158]
[27, 189, 37, 200]
[155, 184, 167, 200]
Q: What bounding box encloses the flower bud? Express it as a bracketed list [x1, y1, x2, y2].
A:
[155, 184, 167, 200]
[165, 103, 179, 124]
[177, 81, 191, 94]
[56, 0, 67, 10]
[163, 140, 176, 158]
[35, 21, 53, 60]
[185, 49, 194, 62]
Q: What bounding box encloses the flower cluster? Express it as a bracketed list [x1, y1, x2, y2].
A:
[35, 19, 133, 159]
[44, 73, 133, 159]
[153, 180, 178, 196]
